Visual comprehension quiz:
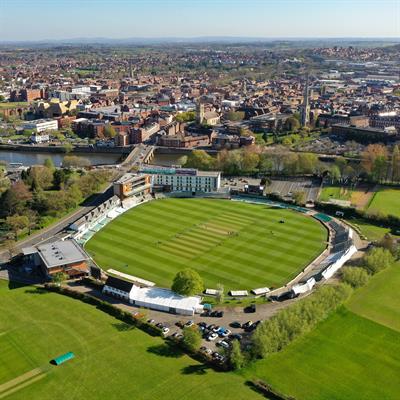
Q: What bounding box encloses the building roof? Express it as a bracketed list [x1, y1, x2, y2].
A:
[36, 240, 89, 269]
[130, 286, 202, 313]
[105, 276, 134, 293]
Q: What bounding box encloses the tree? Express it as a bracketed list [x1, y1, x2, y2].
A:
[52, 271, 68, 286]
[297, 153, 318, 174]
[391, 145, 400, 182]
[225, 111, 245, 121]
[62, 155, 90, 168]
[63, 142, 73, 153]
[184, 150, 214, 170]
[329, 165, 341, 184]
[284, 116, 300, 132]
[229, 340, 245, 370]
[215, 283, 224, 304]
[43, 157, 55, 171]
[378, 233, 398, 256]
[0, 181, 32, 216]
[293, 191, 306, 206]
[28, 166, 54, 190]
[104, 125, 117, 138]
[241, 147, 260, 173]
[363, 247, 395, 275]
[182, 326, 202, 352]
[341, 266, 369, 288]
[4, 239, 18, 258]
[361, 144, 388, 182]
[5, 215, 29, 240]
[175, 111, 196, 123]
[171, 268, 204, 296]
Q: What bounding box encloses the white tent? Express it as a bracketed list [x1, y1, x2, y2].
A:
[129, 286, 203, 316]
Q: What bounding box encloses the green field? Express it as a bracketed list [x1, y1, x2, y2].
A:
[0, 281, 262, 400]
[86, 198, 327, 290]
[347, 218, 395, 241]
[347, 263, 400, 332]
[245, 264, 400, 400]
[319, 186, 351, 202]
[367, 188, 400, 218]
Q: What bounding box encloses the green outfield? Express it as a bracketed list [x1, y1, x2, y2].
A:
[85, 198, 327, 290]
[367, 188, 400, 217]
[0, 282, 262, 400]
[347, 263, 400, 332]
[245, 264, 400, 400]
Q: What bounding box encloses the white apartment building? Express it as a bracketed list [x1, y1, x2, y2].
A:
[23, 119, 58, 133]
[30, 133, 50, 143]
[142, 167, 221, 193]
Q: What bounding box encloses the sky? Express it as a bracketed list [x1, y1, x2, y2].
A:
[0, 0, 399, 41]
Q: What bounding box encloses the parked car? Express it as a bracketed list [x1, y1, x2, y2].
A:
[242, 321, 253, 330]
[230, 333, 243, 341]
[218, 328, 231, 337]
[244, 304, 256, 313]
[185, 320, 194, 327]
[200, 346, 212, 355]
[147, 319, 155, 324]
[212, 325, 221, 333]
[230, 321, 242, 328]
[217, 340, 230, 349]
[172, 332, 183, 340]
[207, 332, 218, 341]
[162, 327, 170, 335]
[175, 321, 185, 328]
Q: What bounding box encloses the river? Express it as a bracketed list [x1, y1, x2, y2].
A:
[0, 150, 121, 167]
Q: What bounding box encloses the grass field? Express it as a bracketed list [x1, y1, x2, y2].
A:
[367, 188, 400, 218]
[245, 264, 400, 400]
[0, 281, 262, 400]
[319, 185, 374, 208]
[347, 263, 400, 332]
[85, 198, 327, 290]
[346, 218, 400, 241]
[319, 186, 351, 202]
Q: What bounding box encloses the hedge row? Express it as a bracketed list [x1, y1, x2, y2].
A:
[249, 380, 297, 400]
[251, 283, 353, 359]
[43, 284, 163, 337]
